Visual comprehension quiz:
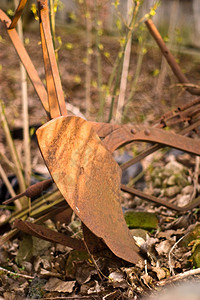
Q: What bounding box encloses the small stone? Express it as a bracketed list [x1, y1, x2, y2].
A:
[164, 186, 180, 197]
[154, 177, 162, 187]
[166, 174, 176, 186]
[165, 161, 185, 172]
[176, 194, 191, 207]
[153, 188, 161, 197]
[181, 185, 193, 195]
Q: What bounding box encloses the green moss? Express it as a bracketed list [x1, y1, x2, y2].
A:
[124, 211, 159, 230]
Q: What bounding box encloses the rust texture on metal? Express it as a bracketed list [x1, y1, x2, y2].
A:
[2, 0, 200, 264]
[160, 97, 200, 127]
[103, 126, 200, 155]
[36, 116, 142, 264]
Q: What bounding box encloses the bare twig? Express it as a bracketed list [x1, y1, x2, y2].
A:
[170, 83, 200, 90]
[0, 152, 16, 172]
[0, 101, 26, 205]
[95, 0, 104, 121]
[0, 163, 16, 199]
[83, 240, 109, 281]
[115, 0, 134, 123]
[14, 0, 31, 187]
[155, 0, 179, 100]
[168, 234, 186, 276]
[0, 266, 34, 279]
[191, 156, 200, 200]
[85, 8, 92, 118]
[156, 268, 200, 287]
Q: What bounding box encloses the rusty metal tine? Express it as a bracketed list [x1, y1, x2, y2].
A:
[39, 14, 60, 118]
[121, 185, 181, 211]
[180, 119, 200, 135]
[38, 0, 67, 118]
[145, 19, 200, 96]
[9, 0, 27, 29]
[121, 144, 161, 171]
[14, 219, 86, 250]
[0, 10, 49, 115]
[122, 184, 200, 213]
[121, 119, 200, 171]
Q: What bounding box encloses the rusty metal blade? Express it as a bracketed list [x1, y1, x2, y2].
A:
[36, 116, 142, 264]
[13, 219, 86, 251]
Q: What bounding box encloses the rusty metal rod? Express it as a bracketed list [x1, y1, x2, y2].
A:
[9, 0, 27, 29]
[145, 19, 200, 96]
[3, 179, 53, 205]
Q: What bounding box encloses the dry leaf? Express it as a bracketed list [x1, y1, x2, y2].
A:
[43, 277, 76, 293]
[155, 240, 174, 256]
[152, 267, 166, 280]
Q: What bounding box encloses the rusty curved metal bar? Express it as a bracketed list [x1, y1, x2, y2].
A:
[145, 19, 200, 96]
[103, 126, 200, 155]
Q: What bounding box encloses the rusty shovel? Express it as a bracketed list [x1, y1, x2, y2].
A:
[36, 0, 142, 264]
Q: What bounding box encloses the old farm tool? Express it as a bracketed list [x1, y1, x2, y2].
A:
[0, 1, 142, 263]
[2, 0, 200, 263]
[34, 0, 142, 264]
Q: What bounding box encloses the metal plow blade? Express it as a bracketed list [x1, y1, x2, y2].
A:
[36, 116, 142, 264]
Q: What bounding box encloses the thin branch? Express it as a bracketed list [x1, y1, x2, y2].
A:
[156, 268, 200, 287]
[168, 234, 186, 276]
[0, 152, 16, 172]
[0, 164, 16, 198]
[115, 0, 134, 123]
[0, 101, 26, 197]
[85, 9, 92, 118]
[14, 0, 31, 186]
[0, 266, 34, 279]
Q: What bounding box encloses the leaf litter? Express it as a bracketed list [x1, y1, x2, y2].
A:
[0, 149, 200, 299]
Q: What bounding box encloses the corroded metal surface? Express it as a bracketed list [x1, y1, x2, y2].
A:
[103, 126, 200, 155]
[36, 116, 142, 264]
